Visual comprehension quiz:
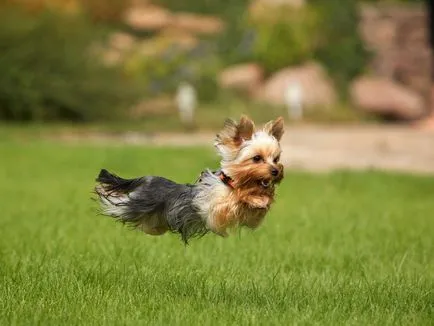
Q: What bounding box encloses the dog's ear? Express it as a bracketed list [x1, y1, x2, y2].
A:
[216, 115, 255, 146]
[215, 116, 255, 161]
[264, 117, 284, 141]
[237, 115, 255, 143]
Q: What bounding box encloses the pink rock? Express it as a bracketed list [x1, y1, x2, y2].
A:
[414, 115, 434, 130]
[257, 62, 337, 108]
[350, 77, 425, 120]
[124, 5, 172, 30]
[218, 63, 264, 94]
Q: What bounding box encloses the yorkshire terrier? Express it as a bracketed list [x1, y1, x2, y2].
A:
[94, 116, 284, 243]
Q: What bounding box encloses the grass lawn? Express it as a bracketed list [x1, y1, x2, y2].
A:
[0, 139, 433, 325]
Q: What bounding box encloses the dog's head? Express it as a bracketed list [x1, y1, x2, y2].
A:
[215, 115, 284, 193]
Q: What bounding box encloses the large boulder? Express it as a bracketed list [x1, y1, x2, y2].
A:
[124, 5, 172, 31]
[257, 62, 337, 108]
[124, 5, 224, 35]
[414, 115, 434, 130]
[350, 77, 425, 120]
[218, 63, 264, 94]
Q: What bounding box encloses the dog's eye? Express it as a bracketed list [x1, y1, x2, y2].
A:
[273, 156, 280, 164]
[252, 155, 262, 163]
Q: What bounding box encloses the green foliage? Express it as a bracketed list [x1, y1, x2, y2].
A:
[249, 5, 320, 74]
[154, 0, 249, 16]
[155, 0, 368, 96]
[152, 0, 252, 93]
[0, 0, 375, 122]
[154, 0, 369, 97]
[153, 0, 252, 67]
[80, 0, 130, 23]
[0, 7, 140, 121]
[0, 141, 433, 324]
[123, 41, 222, 103]
[311, 0, 370, 94]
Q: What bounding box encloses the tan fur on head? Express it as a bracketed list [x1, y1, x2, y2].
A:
[204, 116, 285, 234]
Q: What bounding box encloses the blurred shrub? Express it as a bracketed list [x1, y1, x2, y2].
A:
[2, 0, 78, 14]
[0, 7, 140, 121]
[124, 41, 222, 102]
[153, 0, 252, 67]
[155, 0, 368, 97]
[154, 0, 248, 16]
[80, 0, 130, 23]
[311, 0, 370, 94]
[248, 4, 320, 74]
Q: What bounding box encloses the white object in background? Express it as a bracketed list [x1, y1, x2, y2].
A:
[284, 81, 303, 121]
[176, 82, 197, 126]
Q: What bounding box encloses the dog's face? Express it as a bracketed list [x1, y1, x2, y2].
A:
[215, 116, 284, 193]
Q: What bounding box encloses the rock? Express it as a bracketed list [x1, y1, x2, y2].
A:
[257, 62, 337, 108]
[359, 4, 431, 108]
[123, 6, 224, 35]
[124, 5, 172, 30]
[360, 18, 397, 51]
[218, 63, 264, 94]
[171, 13, 225, 35]
[350, 77, 425, 120]
[414, 115, 434, 131]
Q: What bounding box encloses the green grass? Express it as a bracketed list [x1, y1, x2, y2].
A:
[0, 140, 433, 325]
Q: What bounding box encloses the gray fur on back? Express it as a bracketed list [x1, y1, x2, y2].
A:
[96, 170, 215, 244]
[129, 176, 208, 243]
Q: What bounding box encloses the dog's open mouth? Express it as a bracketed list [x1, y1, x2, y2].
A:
[260, 179, 272, 188]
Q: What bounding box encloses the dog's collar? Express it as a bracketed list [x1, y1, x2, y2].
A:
[219, 171, 234, 189]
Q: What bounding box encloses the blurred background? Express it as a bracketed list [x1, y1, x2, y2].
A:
[1, 0, 433, 173]
[1, 0, 432, 127]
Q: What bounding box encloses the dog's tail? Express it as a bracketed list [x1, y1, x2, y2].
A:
[94, 169, 146, 218]
[96, 169, 143, 194]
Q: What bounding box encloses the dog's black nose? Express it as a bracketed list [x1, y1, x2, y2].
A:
[271, 168, 279, 176]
